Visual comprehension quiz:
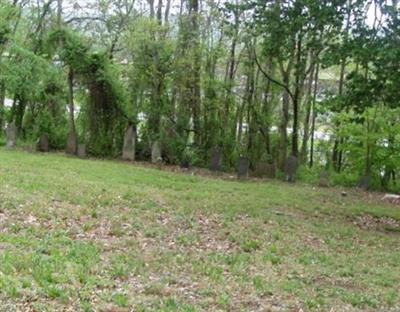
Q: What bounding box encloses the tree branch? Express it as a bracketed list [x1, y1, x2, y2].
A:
[252, 47, 295, 101]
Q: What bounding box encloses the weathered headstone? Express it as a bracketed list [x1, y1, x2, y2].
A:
[254, 161, 276, 178]
[6, 121, 16, 148]
[284, 156, 298, 182]
[357, 175, 370, 190]
[66, 130, 77, 155]
[180, 158, 190, 170]
[122, 124, 136, 161]
[237, 157, 250, 179]
[151, 140, 161, 163]
[210, 147, 222, 172]
[319, 170, 329, 187]
[37, 133, 49, 152]
[77, 144, 86, 158]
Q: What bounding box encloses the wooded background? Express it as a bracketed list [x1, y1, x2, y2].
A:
[0, 0, 399, 190]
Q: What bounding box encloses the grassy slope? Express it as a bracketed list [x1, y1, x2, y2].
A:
[0, 149, 399, 312]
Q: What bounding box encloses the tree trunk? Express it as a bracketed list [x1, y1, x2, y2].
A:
[309, 62, 319, 168]
[279, 72, 290, 170]
[300, 60, 316, 163]
[190, 0, 202, 148]
[0, 82, 5, 130]
[165, 0, 172, 23]
[291, 33, 303, 157]
[261, 61, 274, 156]
[68, 68, 76, 133]
[15, 96, 26, 134]
[332, 1, 351, 172]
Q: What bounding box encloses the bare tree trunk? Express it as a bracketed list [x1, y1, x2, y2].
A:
[148, 0, 155, 18]
[291, 33, 303, 157]
[261, 61, 274, 156]
[165, 0, 172, 23]
[57, 0, 63, 27]
[157, 0, 163, 24]
[0, 83, 5, 130]
[68, 68, 76, 133]
[246, 59, 257, 165]
[309, 62, 319, 168]
[189, 0, 202, 148]
[279, 71, 290, 170]
[332, 0, 351, 171]
[300, 59, 316, 163]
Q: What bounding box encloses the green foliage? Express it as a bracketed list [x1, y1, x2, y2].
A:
[79, 52, 127, 157]
[0, 1, 17, 46]
[336, 107, 400, 188]
[0, 0, 399, 192]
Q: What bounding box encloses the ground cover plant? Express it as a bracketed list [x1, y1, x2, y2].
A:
[0, 149, 399, 311]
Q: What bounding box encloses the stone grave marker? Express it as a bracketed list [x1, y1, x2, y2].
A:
[151, 140, 161, 163]
[77, 144, 86, 158]
[284, 156, 298, 182]
[319, 170, 329, 187]
[237, 157, 250, 179]
[6, 121, 16, 148]
[210, 147, 222, 172]
[37, 133, 49, 152]
[122, 124, 136, 161]
[66, 130, 77, 155]
[358, 175, 370, 190]
[254, 161, 276, 178]
[180, 159, 190, 170]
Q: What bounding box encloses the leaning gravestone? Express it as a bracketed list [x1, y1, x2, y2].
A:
[66, 130, 77, 155]
[237, 157, 250, 179]
[151, 140, 161, 163]
[37, 133, 49, 152]
[77, 144, 86, 158]
[284, 156, 298, 182]
[6, 121, 16, 148]
[210, 147, 222, 172]
[319, 170, 329, 188]
[122, 124, 136, 161]
[254, 161, 276, 178]
[357, 175, 370, 190]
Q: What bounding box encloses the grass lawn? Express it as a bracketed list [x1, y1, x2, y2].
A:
[0, 149, 399, 311]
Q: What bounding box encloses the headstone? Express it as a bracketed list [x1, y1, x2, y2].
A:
[254, 161, 276, 178]
[284, 156, 298, 182]
[180, 159, 190, 170]
[151, 140, 161, 163]
[66, 130, 77, 155]
[210, 147, 222, 172]
[122, 124, 136, 161]
[319, 170, 329, 187]
[6, 121, 16, 148]
[77, 144, 86, 158]
[237, 157, 250, 179]
[37, 133, 49, 152]
[357, 175, 370, 190]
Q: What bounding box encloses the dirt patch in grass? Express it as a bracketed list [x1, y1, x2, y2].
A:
[353, 214, 400, 232]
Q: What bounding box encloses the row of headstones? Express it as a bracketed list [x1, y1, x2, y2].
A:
[40, 131, 87, 157]
[6, 122, 286, 180]
[65, 131, 87, 158]
[6, 122, 157, 162]
[122, 124, 162, 163]
[5, 121, 88, 157]
[6, 122, 372, 189]
[209, 147, 277, 179]
[210, 148, 371, 189]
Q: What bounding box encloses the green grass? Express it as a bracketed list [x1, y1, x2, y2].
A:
[0, 149, 399, 311]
